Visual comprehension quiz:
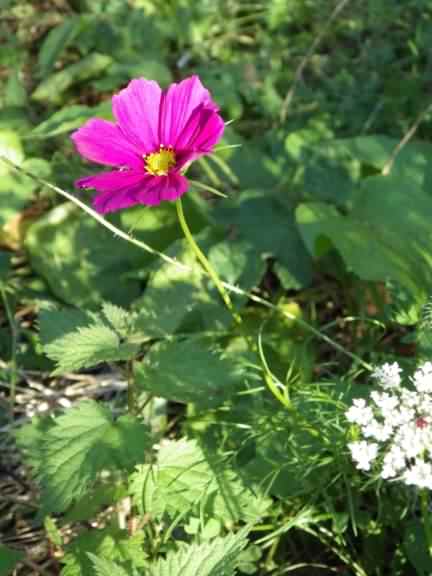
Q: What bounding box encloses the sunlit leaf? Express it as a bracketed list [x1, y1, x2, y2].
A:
[16, 400, 151, 513]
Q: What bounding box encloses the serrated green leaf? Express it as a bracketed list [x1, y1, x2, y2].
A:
[39, 307, 95, 343]
[147, 530, 248, 576]
[0, 544, 24, 576]
[44, 322, 136, 374]
[16, 400, 151, 513]
[101, 302, 132, 338]
[134, 339, 245, 407]
[130, 439, 269, 523]
[62, 526, 146, 576]
[87, 554, 130, 576]
[40, 305, 138, 374]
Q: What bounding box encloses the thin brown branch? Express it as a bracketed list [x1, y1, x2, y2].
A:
[382, 102, 432, 176]
[279, 0, 352, 123]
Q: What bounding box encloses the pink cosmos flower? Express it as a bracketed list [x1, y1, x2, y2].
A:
[71, 75, 224, 213]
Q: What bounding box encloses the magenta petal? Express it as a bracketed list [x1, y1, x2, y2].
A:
[161, 173, 189, 201]
[93, 187, 143, 214]
[71, 119, 142, 169]
[75, 170, 146, 192]
[92, 173, 153, 214]
[175, 106, 224, 155]
[159, 75, 219, 146]
[112, 78, 161, 155]
[137, 173, 189, 206]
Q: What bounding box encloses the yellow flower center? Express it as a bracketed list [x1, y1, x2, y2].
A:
[144, 146, 176, 176]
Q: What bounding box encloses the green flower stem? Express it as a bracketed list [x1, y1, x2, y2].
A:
[420, 489, 432, 556]
[258, 328, 292, 410]
[176, 198, 294, 410]
[175, 196, 242, 326]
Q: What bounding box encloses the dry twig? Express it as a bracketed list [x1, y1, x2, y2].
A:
[279, 0, 352, 123]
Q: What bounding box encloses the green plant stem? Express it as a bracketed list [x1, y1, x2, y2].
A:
[420, 489, 432, 556]
[258, 327, 292, 409]
[175, 196, 242, 326]
[176, 197, 295, 409]
[175, 198, 295, 410]
[1, 286, 18, 419]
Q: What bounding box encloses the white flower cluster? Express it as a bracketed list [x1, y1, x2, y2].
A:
[346, 362, 432, 489]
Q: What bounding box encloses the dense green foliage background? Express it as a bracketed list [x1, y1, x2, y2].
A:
[2, 0, 432, 574]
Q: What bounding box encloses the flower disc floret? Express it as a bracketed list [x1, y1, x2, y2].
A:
[145, 146, 176, 176]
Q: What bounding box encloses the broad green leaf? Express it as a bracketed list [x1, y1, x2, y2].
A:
[39, 307, 96, 346]
[303, 152, 356, 206]
[32, 53, 112, 104]
[403, 520, 432, 575]
[0, 133, 47, 233]
[335, 135, 396, 172]
[26, 195, 205, 308]
[25, 203, 146, 307]
[297, 173, 432, 317]
[16, 400, 151, 513]
[208, 238, 265, 290]
[120, 194, 206, 270]
[339, 135, 432, 186]
[134, 339, 245, 407]
[214, 190, 312, 289]
[62, 526, 146, 576]
[0, 544, 24, 576]
[147, 530, 248, 576]
[64, 483, 127, 524]
[37, 16, 83, 77]
[133, 233, 238, 338]
[130, 439, 269, 522]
